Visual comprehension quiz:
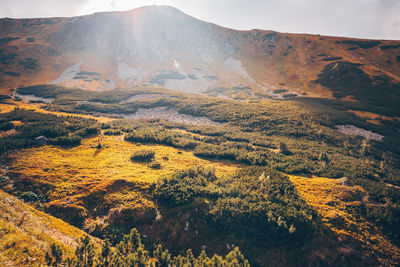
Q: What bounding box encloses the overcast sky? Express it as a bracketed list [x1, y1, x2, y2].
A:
[0, 0, 399, 40]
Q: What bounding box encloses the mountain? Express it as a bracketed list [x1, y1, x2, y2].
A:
[1, 5, 399, 108]
[1, 6, 400, 266]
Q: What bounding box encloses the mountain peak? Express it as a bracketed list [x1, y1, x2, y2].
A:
[112, 5, 187, 18]
[0, 5, 399, 102]
[135, 5, 183, 12]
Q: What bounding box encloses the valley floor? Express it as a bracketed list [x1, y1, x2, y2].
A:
[1, 88, 399, 266]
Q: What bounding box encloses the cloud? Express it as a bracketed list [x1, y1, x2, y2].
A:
[0, 0, 89, 18]
[176, 0, 399, 39]
[383, 1, 400, 39]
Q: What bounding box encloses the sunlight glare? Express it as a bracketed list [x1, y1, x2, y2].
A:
[79, 0, 178, 15]
[174, 59, 180, 68]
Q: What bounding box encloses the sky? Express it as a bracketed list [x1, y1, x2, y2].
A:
[0, 0, 399, 40]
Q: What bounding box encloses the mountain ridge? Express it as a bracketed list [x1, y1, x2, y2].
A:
[0, 5, 399, 108]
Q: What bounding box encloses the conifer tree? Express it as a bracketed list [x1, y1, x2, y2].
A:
[75, 235, 95, 267]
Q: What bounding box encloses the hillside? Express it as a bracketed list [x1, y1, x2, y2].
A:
[0, 189, 90, 266]
[0, 4, 400, 267]
[1, 6, 399, 111]
[0, 84, 399, 265]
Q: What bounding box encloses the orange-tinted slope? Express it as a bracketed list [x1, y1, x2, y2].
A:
[0, 6, 399, 100]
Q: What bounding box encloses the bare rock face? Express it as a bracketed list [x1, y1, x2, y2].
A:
[47, 6, 235, 60]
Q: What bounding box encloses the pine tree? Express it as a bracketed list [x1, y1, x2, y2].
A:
[225, 247, 250, 267]
[75, 235, 95, 267]
[97, 239, 113, 267]
[117, 228, 142, 255]
[278, 142, 290, 155]
[361, 139, 370, 156]
[45, 243, 63, 266]
[153, 244, 171, 267]
[289, 224, 297, 234]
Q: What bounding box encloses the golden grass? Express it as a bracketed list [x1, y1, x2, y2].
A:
[289, 175, 400, 265]
[0, 190, 90, 266]
[10, 121, 24, 126]
[0, 129, 17, 139]
[0, 103, 18, 114]
[348, 109, 400, 125]
[0, 100, 114, 123]
[10, 134, 239, 201]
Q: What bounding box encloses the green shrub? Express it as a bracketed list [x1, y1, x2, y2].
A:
[148, 160, 162, 169]
[0, 121, 14, 131]
[125, 127, 197, 149]
[49, 135, 82, 147]
[130, 149, 155, 162]
[20, 191, 40, 203]
[156, 167, 316, 242]
[0, 94, 11, 102]
[278, 142, 290, 155]
[66, 229, 250, 266]
[103, 129, 121, 135]
[76, 126, 99, 138]
[0, 109, 98, 152]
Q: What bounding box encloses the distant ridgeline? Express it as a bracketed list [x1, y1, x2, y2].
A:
[0, 5, 399, 108]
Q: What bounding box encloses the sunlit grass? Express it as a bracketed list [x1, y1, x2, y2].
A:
[289, 175, 400, 265]
[0, 190, 90, 266]
[0, 100, 114, 123]
[10, 134, 239, 201]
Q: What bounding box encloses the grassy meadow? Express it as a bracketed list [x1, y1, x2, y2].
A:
[0, 85, 399, 265]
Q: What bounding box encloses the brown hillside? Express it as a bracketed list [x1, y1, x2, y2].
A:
[1, 6, 399, 104]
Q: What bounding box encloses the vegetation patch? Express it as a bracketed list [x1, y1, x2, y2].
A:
[204, 75, 219, 80]
[3, 71, 20, 77]
[77, 71, 100, 76]
[0, 37, 20, 43]
[0, 94, 11, 102]
[315, 61, 400, 113]
[5, 133, 239, 230]
[130, 149, 155, 162]
[322, 56, 343, 61]
[157, 167, 317, 243]
[73, 75, 88, 80]
[187, 74, 198, 80]
[0, 190, 87, 266]
[380, 44, 400, 50]
[18, 58, 38, 70]
[0, 51, 16, 64]
[290, 175, 400, 265]
[273, 89, 288, 94]
[206, 86, 253, 99]
[154, 71, 186, 80]
[335, 40, 381, 49]
[17, 84, 138, 104]
[0, 109, 99, 153]
[282, 93, 298, 98]
[2, 83, 400, 265]
[56, 229, 249, 266]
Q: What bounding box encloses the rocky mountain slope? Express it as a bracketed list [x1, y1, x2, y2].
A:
[1, 5, 399, 107]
